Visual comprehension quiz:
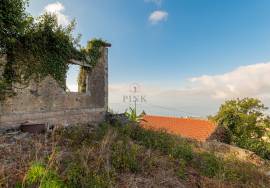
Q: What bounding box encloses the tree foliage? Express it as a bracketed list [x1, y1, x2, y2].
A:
[0, 0, 108, 100]
[0, 0, 28, 54]
[0, 0, 29, 99]
[212, 98, 270, 159]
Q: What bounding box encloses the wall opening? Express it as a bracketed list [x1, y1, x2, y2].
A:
[66, 64, 81, 92]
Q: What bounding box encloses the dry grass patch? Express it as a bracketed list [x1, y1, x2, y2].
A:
[0, 122, 269, 188]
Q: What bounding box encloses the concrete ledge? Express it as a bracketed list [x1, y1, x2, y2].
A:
[0, 108, 106, 128]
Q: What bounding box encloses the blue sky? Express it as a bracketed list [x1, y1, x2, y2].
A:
[28, 0, 270, 117]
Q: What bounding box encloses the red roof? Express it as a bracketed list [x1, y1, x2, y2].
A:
[140, 115, 216, 141]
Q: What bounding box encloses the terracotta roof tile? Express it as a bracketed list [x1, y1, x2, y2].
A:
[140, 115, 216, 141]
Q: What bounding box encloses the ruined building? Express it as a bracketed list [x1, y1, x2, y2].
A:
[0, 46, 110, 129]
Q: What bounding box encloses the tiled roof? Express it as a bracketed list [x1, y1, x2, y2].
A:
[140, 115, 216, 141]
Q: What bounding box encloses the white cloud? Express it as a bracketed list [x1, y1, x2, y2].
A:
[145, 0, 163, 6]
[190, 63, 270, 99]
[109, 63, 270, 117]
[149, 10, 168, 24]
[43, 2, 69, 26]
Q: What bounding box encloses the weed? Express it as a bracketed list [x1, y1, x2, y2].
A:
[83, 172, 113, 188]
[24, 162, 46, 185]
[125, 107, 143, 123]
[56, 123, 110, 149]
[23, 162, 65, 188]
[129, 126, 194, 162]
[220, 158, 269, 186]
[176, 159, 187, 180]
[193, 152, 222, 178]
[111, 140, 140, 173]
[66, 163, 112, 188]
[65, 163, 83, 188]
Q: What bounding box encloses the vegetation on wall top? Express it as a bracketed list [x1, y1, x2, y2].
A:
[77, 39, 109, 93]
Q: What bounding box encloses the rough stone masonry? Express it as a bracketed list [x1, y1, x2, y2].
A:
[0, 46, 109, 129]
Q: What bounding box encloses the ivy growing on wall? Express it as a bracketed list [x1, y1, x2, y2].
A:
[78, 39, 108, 93]
[0, 0, 109, 100]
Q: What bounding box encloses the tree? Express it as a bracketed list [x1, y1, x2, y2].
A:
[212, 98, 270, 159]
[0, 0, 28, 54]
[0, 0, 29, 99]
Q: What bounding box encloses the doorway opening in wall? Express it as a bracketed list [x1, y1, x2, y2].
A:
[66, 64, 81, 92]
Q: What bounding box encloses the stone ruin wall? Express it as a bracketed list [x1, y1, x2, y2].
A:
[0, 47, 109, 129]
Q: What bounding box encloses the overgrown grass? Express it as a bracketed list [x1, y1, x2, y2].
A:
[193, 152, 222, 178]
[118, 124, 194, 161]
[4, 121, 269, 188]
[114, 123, 270, 187]
[111, 140, 141, 173]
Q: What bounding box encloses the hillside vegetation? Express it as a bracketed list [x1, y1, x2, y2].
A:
[1, 119, 269, 188]
[211, 98, 270, 160]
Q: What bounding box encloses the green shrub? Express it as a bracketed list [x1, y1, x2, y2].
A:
[83, 172, 112, 188]
[68, 170, 111, 188]
[235, 137, 270, 160]
[193, 152, 222, 178]
[129, 126, 194, 162]
[176, 159, 187, 179]
[65, 164, 83, 188]
[111, 141, 140, 173]
[56, 123, 109, 148]
[65, 160, 113, 188]
[24, 162, 65, 188]
[115, 123, 133, 139]
[94, 123, 110, 141]
[220, 158, 268, 186]
[25, 162, 46, 185]
[170, 142, 194, 161]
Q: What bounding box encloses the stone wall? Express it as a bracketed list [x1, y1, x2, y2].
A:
[0, 47, 109, 128]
